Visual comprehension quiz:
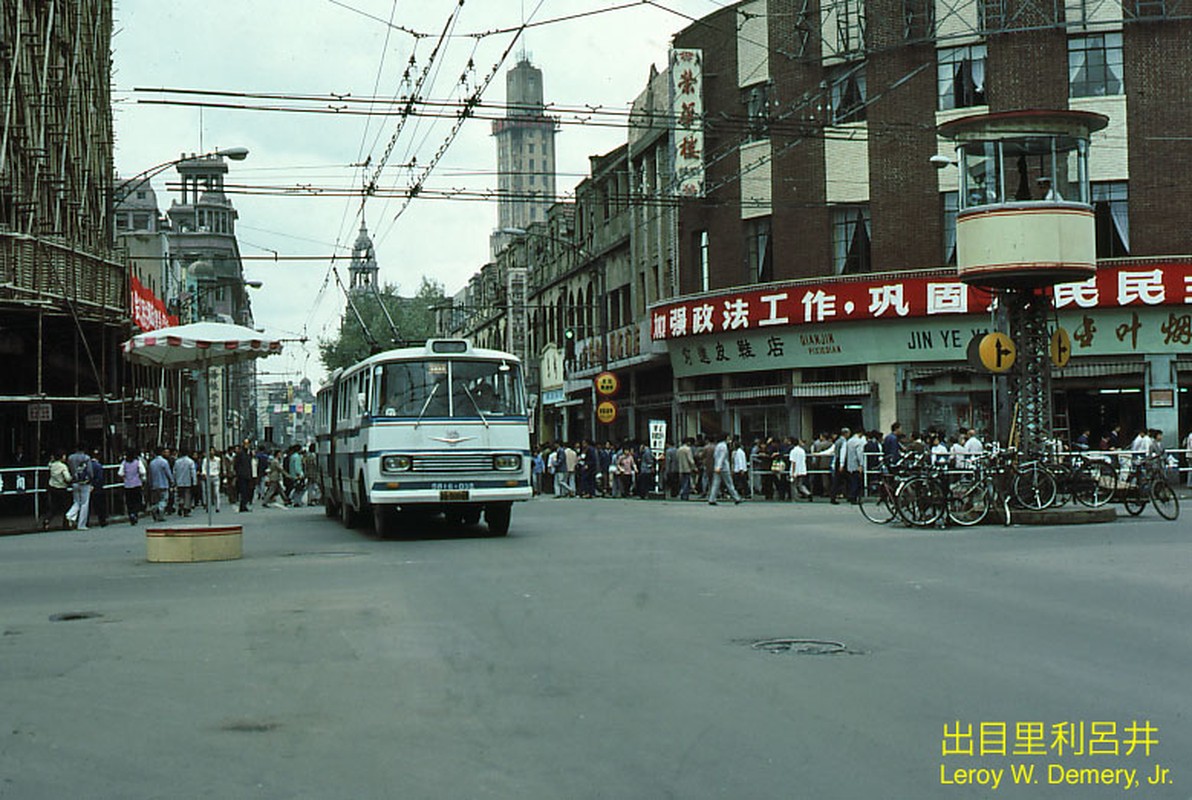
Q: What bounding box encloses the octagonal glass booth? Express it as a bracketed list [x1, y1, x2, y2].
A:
[939, 110, 1109, 288]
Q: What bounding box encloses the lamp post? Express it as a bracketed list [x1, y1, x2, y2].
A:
[113, 146, 249, 208]
[184, 272, 262, 323]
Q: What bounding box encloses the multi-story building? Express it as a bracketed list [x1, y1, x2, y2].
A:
[456, 3, 1192, 448]
[453, 60, 681, 446]
[164, 154, 258, 448]
[490, 57, 559, 258]
[261, 378, 316, 448]
[0, 1, 135, 463]
[648, 0, 1192, 444]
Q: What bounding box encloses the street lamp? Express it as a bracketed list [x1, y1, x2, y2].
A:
[114, 146, 249, 208]
[185, 269, 263, 323]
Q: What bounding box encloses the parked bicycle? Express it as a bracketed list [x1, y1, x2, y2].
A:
[1119, 455, 1179, 520]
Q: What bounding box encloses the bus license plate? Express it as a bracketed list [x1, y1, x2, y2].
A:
[440, 490, 470, 502]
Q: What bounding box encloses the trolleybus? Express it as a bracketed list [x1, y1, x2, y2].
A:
[315, 339, 532, 536]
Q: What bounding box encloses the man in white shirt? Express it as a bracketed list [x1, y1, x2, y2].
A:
[707, 433, 742, 506]
[789, 439, 811, 500]
[731, 439, 749, 499]
[962, 429, 984, 467]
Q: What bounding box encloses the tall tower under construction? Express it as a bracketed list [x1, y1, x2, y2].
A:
[490, 57, 558, 257]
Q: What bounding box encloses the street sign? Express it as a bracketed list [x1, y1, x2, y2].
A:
[649, 420, 667, 453]
[978, 332, 1016, 373]
[596, 400, 618, 425]
[1050, 327, 1072, 368]
[27, 403, 52, 423]
[594, 371, 620, 397]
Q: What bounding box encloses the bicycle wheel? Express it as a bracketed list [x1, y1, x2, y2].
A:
[858, 483, 897, 525]
[1013, 465, 1057, 510]
[1150, 479, 1180, 521]
[1123, 485, 1147, 516]
[896, 476, 945, 528]
[1073, 461, 1115, 508]
[947, 477, 992, 526]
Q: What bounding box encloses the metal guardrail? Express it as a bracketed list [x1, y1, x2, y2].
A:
[0, 464, 124, 521]
[741, 448, 1192, 499]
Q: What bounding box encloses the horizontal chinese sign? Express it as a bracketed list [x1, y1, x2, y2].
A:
[667, 306, 1192, 378]
[650, 261, 1192, 341]
[131, 275, 178, 332]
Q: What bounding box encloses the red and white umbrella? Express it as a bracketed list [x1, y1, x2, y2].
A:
[122, 322, 283, 369]
[122, 322, 283, 526]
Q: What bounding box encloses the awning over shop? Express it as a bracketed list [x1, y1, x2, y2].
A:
[1053, 360, 1144, 378]
[790, 381, 875, 398]
[723, 385, 787, 401]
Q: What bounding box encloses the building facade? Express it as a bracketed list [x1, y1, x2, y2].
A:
[450, 2, 1191, 450]
[0, 1, 135, 464]
[653, 0, 1192, 446]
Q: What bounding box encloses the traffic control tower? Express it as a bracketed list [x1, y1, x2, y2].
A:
[939, 109, 1109, 454]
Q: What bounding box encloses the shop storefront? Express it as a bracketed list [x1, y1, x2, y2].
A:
[651, 260, 1192, 444]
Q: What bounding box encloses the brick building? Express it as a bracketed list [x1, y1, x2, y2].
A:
[656, 0, 1192, 444]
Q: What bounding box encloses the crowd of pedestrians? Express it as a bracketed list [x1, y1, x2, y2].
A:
[526, 424, 1000, 507]
[37, 440, 321, 530]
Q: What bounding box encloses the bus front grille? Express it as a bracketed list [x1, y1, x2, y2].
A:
[410, 454, 495, 473]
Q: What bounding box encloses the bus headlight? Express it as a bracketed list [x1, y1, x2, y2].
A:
[493, 454, 522, 471]
[382, 455, 412, 472]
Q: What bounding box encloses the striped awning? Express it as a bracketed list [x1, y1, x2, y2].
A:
[1054, 360, 1144, 378]
[790, 381, 874, 398]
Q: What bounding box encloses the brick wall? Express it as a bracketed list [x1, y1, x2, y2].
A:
[675, 5, 744, 293]
[866, 0, 943, 271]
[1124, 20, 1192, 258]
[987, 29, 1068, 112]
[767, 0, 830, 280]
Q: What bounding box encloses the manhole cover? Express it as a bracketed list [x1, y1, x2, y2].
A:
[750, 638, 846, 656]
[49, 612, 103, 622]
[220, 720, 280, 733]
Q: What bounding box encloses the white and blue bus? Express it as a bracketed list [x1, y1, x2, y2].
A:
[315, 339, 532, 536]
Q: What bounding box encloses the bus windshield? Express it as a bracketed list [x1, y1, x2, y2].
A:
[375, 359, 525, 418]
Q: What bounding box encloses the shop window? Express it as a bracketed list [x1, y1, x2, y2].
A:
[828, 63, 867, 124]
[1069, 33, 1123, 97]
[831, 205, 871, 275]
[937, 45, 986, 110]
[745, 217, 773, 283]
[1092, 181, 1129, 257]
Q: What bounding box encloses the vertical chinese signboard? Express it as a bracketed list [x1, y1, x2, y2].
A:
[670, 48, 704, 197]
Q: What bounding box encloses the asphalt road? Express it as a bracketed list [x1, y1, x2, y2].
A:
[1, 497, 1188, 800]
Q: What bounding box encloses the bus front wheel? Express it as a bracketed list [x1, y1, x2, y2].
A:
[374, 505, 401, 537]
[484, 502, 512, 537]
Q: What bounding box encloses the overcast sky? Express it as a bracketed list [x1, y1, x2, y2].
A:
[112, 0, 727, 383]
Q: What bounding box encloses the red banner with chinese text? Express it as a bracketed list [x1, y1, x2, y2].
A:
[649, 261, 1192, 341]
[130, 275, 178, 332]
